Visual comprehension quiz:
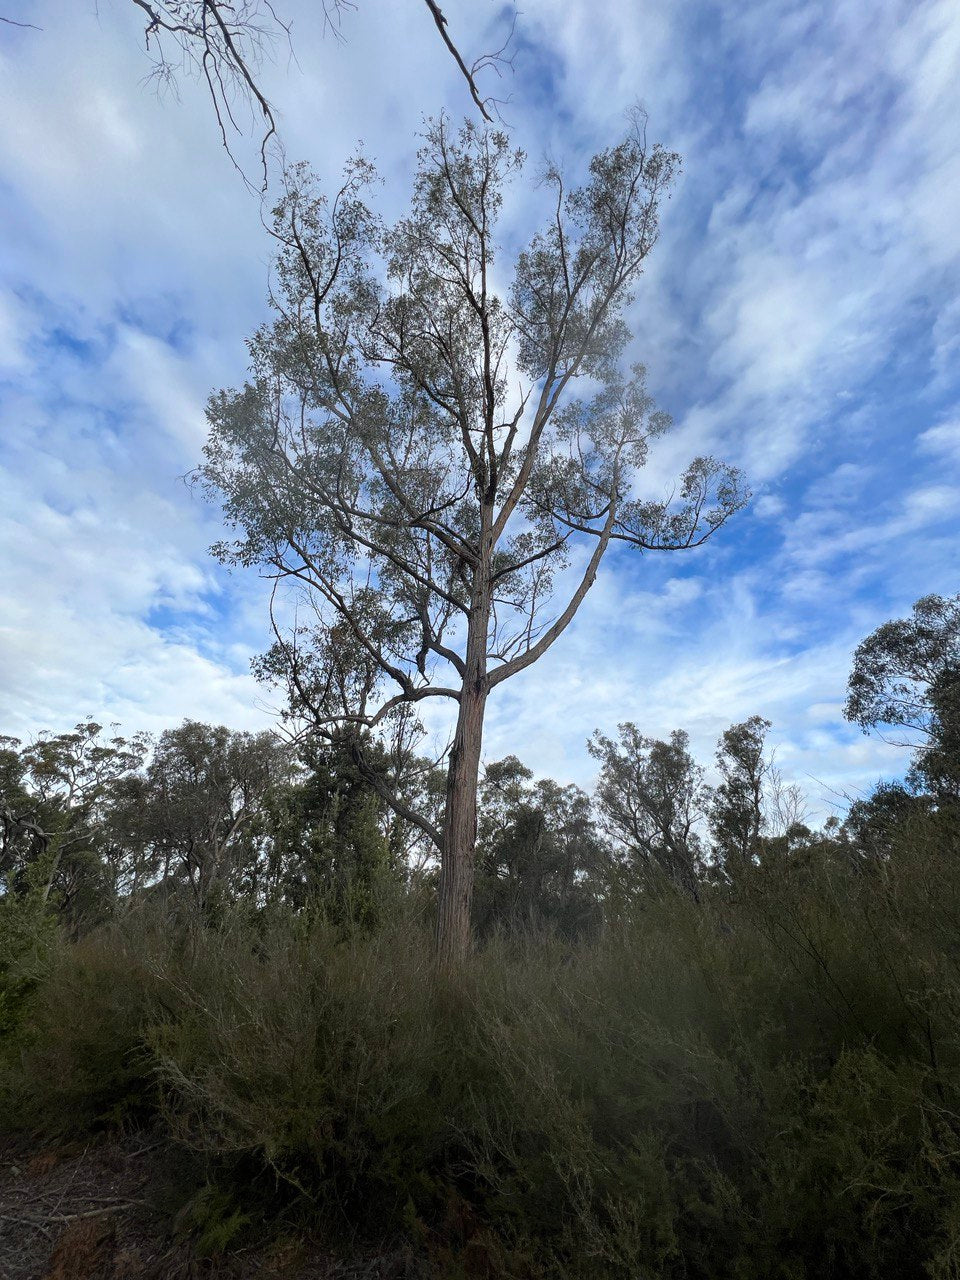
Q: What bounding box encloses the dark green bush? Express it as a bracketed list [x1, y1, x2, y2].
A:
[3, 914, 162, 1130]
[6, 815, 960, 1277]
[0, 895, 57, 1043]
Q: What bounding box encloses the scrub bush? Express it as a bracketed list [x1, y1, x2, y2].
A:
[6, 815, 960, 1277]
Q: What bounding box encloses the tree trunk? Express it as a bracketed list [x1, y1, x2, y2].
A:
[38, 833, 62, 907]
[436, 588, 490, 966]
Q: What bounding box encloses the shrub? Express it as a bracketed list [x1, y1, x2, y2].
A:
[6, 818, 960, 1277]
[0, 895, 57, 1043]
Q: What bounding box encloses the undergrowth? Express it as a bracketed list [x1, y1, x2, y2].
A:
[3, 816, 960, 1278]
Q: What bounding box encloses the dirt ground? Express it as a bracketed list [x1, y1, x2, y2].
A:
[0, 1135, 428, 1280]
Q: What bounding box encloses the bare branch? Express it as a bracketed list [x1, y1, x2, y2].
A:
[350, 735, 443, 851]
[126, 0, 512, 189]
[489, 497, 618, 688]
[422, 0, 494, 122]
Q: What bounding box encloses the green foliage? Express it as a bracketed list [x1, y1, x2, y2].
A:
[710, 715, 770, 871]
[174, 1183, 252, 1257]
[6, 807, 960, 1276]
[0, 893, 57, 1045]
[1, 721, 148, 926]
[845, 593, 960, 807]
[4, 919, 159, 1130]
[910, 669, 960, 804]
[845, 593, 960, 741]
[474, 756, 604, 938]
[589, 724, 710, 901]
[134, 719, 293, 911]
[266, 735, 402, 926]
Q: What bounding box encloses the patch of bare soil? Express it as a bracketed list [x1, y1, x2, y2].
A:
[0, 1135, 429, 1280]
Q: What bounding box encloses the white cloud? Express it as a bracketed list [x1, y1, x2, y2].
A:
[919, 420, 960, 464]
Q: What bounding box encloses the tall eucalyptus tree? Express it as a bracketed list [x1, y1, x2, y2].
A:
[201, 116, 746, 961]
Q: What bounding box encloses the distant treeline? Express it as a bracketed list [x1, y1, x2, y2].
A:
[0, 708, 843, 937]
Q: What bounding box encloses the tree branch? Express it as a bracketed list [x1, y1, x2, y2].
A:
[422, 0, 493, 122]
[488, 499, 617, 687]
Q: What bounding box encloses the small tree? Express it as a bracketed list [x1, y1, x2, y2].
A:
[845, 593, 960, 805]
[266, 734, 405, 921]
[710, 716, 771, 872]
[133, 721, 292, 910]
[201, 118, 746, 961]
[475, 756, 603, 937]
[589, 725, 709, 901]
[0, 722, 148, 911]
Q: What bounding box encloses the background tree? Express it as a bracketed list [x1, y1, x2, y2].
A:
[908, 667, 960, 805]
[265, 733, 408, 923]
[474, 756, 604, 938]
[710, 715, 771, 874]
[845, 593, 960, 747]
[845, 593, 960, 809]
[128, 721, 292, 911]
[0, 722, 148, 916]
[253, 609, 446, 866]
[0, 735, 46, 894]
[589, 724, 709, 902]
[201, 117, 746, 961]
[842, 780, 931, 858]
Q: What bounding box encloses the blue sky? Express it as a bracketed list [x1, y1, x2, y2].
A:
[1, 0, 958, 817]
